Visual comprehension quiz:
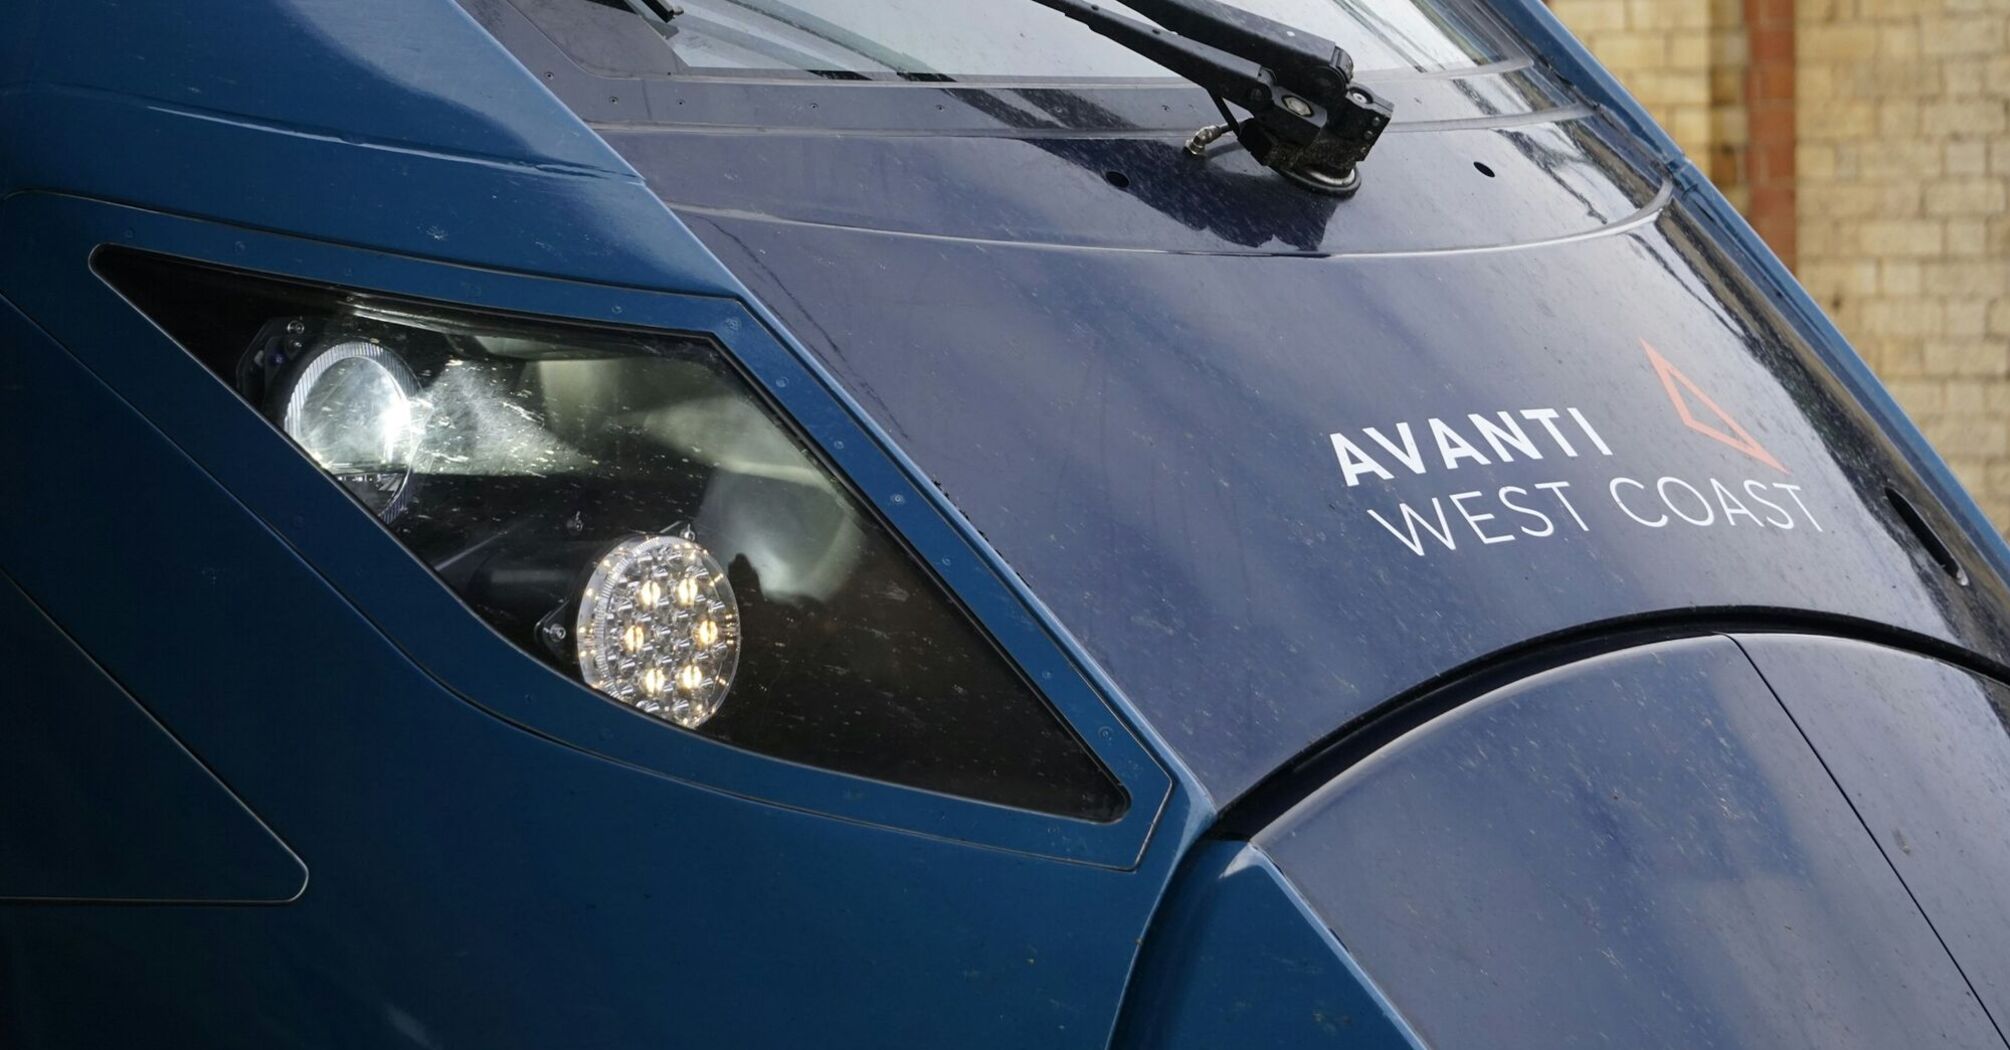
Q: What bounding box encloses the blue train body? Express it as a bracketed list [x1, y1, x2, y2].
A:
[4, 1, 2009, 1046]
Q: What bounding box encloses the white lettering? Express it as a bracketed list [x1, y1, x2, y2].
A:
[1776, 483, 1823, 532]
[1710, 477, 1763, 526]
[1430, 418, 1492, 471]
[1610, 477, 1669, 527]
[1364, 423, 1429, 476]
[1498, 485, 1555, 537]
[1658, 476, 1716, 526]
[1469, 412, 1543, 462]
[1568, 407, 1614, 456]
[1367, 499, 1460, 556]
[1521, 408, 1580, 457]
[1536, 480, 1590, 532]
[1743, 479, 1795, 528]
[1449, 490, 1514, 544]
[1331, 433, 1395, 487]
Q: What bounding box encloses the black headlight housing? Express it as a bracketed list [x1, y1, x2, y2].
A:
[98, 247, 1125, 821]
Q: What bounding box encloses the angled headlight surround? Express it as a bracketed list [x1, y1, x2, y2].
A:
[98, 247, 1126, 821]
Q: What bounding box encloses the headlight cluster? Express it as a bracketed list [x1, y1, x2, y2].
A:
[576, 533, 740, 728]
[100, 248, 1123, 820]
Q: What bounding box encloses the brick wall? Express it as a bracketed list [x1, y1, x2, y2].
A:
[1553, 0, 2010, 526]
[1796, 2, 2010, 522]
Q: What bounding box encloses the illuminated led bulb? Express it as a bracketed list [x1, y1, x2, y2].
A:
[273, 339, 420, 519]
[575, 534, 740, 728]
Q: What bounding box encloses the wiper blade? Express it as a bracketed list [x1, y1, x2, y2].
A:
[1025, 0, 1394, 196]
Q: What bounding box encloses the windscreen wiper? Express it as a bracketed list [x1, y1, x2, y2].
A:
[1024, 0, 1394, 196]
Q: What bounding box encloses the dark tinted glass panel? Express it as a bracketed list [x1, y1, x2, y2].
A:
[98, 247, 1124, 820]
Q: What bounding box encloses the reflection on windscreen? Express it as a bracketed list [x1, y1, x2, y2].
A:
[668, 0, 1499, 78]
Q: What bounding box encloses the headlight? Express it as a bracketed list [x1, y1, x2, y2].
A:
[577, 533, 740, 728]
[101, 248, 1123, 820]
[271, 338, 419, 517]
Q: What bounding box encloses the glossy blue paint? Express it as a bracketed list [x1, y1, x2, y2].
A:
[495, 0, 2010, 800]
[671, 159, 2010, 800]
[1, 0, 1200, 1045]
[1258, 637, 2003, 1050]
[0, 572, 306, 903]
[0, 195, 1171, 866]
[10, 0, 2010, 1044]
[1739, 635, 2010, 1029]
[0, 291, 1181, 1047]
[1111, 840, 1424, 1050]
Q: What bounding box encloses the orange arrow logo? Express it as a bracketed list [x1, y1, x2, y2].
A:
[1641, 340, 1785, 473]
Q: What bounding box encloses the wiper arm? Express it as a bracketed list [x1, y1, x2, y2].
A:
[1024, 0, 1394, 196]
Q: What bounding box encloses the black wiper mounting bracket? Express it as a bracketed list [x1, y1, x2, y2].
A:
[1027, 0, 1394, 196]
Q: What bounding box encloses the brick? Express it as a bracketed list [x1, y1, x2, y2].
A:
[1669, 105, 1714, 152]
[1883, 260, 1925, 295]
[1802, 25, 1882, 61]
[1593, 31, 1668, 68]
[1752, 140, 1796, 183]
[1926, 177, 2008, 216]
[1797, 144, 1838, 178]
[1711, 29, 1750, 67]
[1921, 101, 2007, 136]
[1945, 456, 1989, 492]
[1669, 31, 1713, 70]
[1883, 341, 1931, 377]
[1749, 0, 1794, 26]
[1865, 297, 1948, 336]
[1990, 215, 2010, 254]
[1922, 259, 2009, 296]
[1945, 380, 1993, 412]
[1795, 65, 1834, 100]
[1928, 416, 2008, 455]
[1857, 139, 1947, 178]
[1946, 141, 1989, 176]
[1947, 300, 1991, 337]
[1944, 382, 1984, 415]
[1922, 15, 2008, 57]
[1988, 56, 2010, 95]
[1948, 221, 1987, 255]
[1863, 219, 1948, 256]
[1878, 101, 1922, 137]
[1859, 0, 1931, 15]
[1553, 0, 1632, 32]
[1802, 102, 1878, 141]
[1714, 106, 1752, 144]
[1879, 25, 1923, 62]
[1867, 60, 1942, 98]
[1923, 340, 2010, 378]
[1799, 218, 1839, 257]
[1943, 58, 1987, 97]
[1887, 379, 1948, 414]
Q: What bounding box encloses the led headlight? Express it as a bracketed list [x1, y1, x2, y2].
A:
[576, 534, 740, 728]
[271, 339, 419, 517]
[103, 247, 1126, 820]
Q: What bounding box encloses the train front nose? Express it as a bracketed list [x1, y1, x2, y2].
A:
[1122, 635, 2010, 1050]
